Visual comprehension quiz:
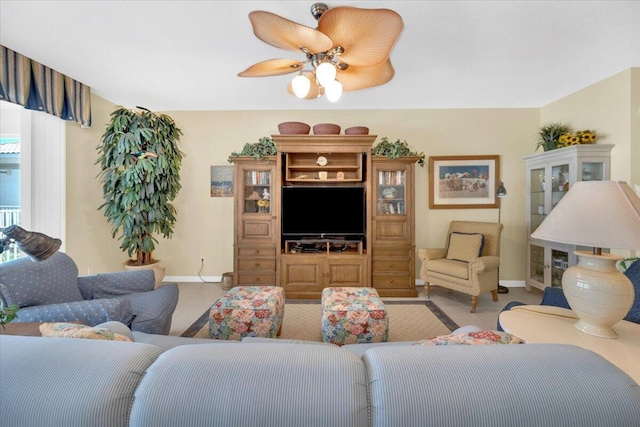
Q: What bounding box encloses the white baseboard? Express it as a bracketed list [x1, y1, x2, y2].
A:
[168, 276, 527, 287]
[164, 276, 220, 283]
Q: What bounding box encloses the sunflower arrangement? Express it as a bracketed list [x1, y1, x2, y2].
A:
[257, 199, 270, 212]
[557, 130, 597, 148]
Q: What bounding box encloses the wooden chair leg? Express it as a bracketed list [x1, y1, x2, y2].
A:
[470, 295, 478, 313]
[425, 283, 431, 297]
[491, 289, 498, 301]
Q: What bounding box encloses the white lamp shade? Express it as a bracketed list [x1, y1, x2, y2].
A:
[531, 181, 640, 250]
[316, 62, 337, 87]
[291, 74, 311, 98]
[325, 80, 343, 102]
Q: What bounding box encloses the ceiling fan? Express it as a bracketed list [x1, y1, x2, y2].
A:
[238, 3, 404, 102]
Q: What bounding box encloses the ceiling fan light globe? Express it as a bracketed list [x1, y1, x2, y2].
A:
[316, 62, 337, 87]
[325, 80, 343, 102]
[292, 74, 311, 98]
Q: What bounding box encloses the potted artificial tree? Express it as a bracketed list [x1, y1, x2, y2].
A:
[97, 106, 185, 285]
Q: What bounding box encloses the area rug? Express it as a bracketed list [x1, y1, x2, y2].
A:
[181, 300, 459, 342]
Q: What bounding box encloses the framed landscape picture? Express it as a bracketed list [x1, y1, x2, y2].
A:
[210, 165, 234, 197]
[429, 155, 500, 209]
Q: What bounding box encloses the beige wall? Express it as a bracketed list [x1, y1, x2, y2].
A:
[64, 97, 537, 281]
[540, 67, 640, 257]
[541, 68, 636, 184]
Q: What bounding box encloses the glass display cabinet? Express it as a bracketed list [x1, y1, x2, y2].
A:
[523, 144, 613, 291]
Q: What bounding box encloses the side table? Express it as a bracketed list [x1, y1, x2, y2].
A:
[0, 322, 44, 336]
[499, 305, 640, 384]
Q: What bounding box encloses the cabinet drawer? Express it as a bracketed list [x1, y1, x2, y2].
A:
[372, 259, 411, 273]
[237, 246, 276, 257]
[372, 275, 411, 289]
[372, 247, 412, 257]
[237, 258, 276, 272]
[236, 273, 275, 286]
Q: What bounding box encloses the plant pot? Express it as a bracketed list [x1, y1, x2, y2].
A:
[221, 272, 234, 290]
[124, 259, 166, 288]
[542, 141, 558, 151]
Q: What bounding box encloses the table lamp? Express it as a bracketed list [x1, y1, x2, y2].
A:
[531, 181, 640, 338]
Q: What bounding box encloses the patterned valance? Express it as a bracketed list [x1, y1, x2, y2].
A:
[0, 45, 91, 127]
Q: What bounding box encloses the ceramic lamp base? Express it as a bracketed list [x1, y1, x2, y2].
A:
[562, 251, 635, 339]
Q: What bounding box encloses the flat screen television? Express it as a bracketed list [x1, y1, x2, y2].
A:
[281, 186, 366, 238]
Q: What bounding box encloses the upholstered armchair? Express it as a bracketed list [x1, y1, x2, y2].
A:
[418, 221, 503, 312]
[0, 252, 179, 334]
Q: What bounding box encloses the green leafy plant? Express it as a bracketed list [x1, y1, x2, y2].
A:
[618, 257, 639, 272]
[229, 136, 277, 161]
[0, 303, 19, 330]
[96, 106, 185, 265]
[536, 122, 571, 152]
[372, 137, 425, 166]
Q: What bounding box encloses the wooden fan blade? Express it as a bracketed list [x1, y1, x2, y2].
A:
[238, 59, 305, 77]
[336, 59, 395, 91]
[318, 7, 403, 67]
[249, 11, 333, 53]
[287, 74, 321, 99]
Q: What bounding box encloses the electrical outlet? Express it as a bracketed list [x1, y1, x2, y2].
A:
[200, 256, 205, 263]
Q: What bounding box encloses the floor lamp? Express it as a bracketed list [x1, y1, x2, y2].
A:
[496, 181, 509, 294]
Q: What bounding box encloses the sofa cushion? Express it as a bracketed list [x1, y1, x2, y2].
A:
[130, 343, 369, 427]
[446, 232, 484, 262]
[0, 335, 161, 427]
[39, 322, 133, 342]
[363, 344, 640, 427]
[414, 330, 519, 346]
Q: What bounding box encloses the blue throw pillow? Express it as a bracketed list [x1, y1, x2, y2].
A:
[623, 260, 640, 324]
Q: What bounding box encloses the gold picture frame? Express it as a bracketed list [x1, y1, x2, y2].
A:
[429, 155, 500, 209]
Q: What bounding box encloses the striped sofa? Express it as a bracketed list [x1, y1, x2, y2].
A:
[2, 334, 639, 427]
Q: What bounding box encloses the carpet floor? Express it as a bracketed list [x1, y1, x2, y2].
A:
[182, 300, 459, 342]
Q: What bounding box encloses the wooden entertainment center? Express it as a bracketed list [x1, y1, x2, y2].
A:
[230, 134, 419, 298]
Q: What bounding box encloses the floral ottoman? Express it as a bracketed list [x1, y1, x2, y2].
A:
[321, 287, 388, 345]
[209, 286, 285, 340]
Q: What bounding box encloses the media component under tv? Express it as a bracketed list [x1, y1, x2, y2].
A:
[281, 186, 366, 239]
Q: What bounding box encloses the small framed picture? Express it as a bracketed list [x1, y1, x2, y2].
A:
[337, 171, 345, 180]
[210, 165, 234, 197]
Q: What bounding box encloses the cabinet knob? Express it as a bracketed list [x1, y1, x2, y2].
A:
[390, 264, 395, 268]
[390, 252, 395, 256]
[256, 278, 261, 282]
[255, 263, 260, 267]
[390, 280, 395, 284]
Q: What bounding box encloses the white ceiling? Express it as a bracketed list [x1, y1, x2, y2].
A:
[1, 1, 639, 112]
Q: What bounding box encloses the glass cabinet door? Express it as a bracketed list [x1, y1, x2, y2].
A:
[550, 247, 569, 288]
[243, 169, 271, 214]
[550, 163, 570, 211]
[529, 243, 545, 285]
[530, 167, 545, 234]
[581, 162, 604, 181]
[377, 170, 406, 215]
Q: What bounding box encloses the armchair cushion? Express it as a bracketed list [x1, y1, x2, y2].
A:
[427, 259, 469, 280]
[446, 232, 484, 262]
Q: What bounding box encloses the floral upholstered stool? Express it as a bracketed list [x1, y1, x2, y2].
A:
[321, 287, 388, 345]
[209, 286, 285, 340]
